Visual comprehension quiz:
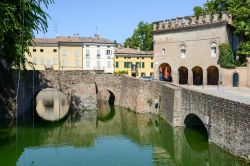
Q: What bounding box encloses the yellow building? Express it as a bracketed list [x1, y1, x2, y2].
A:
[114, 48, 154, 78]
[26, 36, 115, 71]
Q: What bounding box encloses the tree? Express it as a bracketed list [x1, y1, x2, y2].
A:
[0, 0, 54, 70]
[193, 0, 250, 57]
[193, 6, 205, 17]
[124, 21, 153, 51]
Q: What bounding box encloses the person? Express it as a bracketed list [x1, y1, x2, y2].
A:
[159, 67, 163, 81]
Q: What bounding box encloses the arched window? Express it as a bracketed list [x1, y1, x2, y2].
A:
[162, 48, 166, 55]
[180, 45, 186, 59]
[210, 42, 217, 57]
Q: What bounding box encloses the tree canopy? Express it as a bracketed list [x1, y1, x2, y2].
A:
[193, 0, 250, 57]
[0, 0, 54, 70]
[124, 21, 153, 51]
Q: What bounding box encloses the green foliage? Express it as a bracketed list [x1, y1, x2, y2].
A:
[0, 0, 54, 70]
[114, 70, 128, 75]
[218, 43, 237, 69]
[124, 21, 153, 51]
[147, 98, 153, 107]
[193, 6, 205, 17]
[238, 41, 250, 57]
[194, 0, 250, 57]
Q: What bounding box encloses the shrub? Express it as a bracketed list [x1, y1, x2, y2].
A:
[218, 43, 237, 69]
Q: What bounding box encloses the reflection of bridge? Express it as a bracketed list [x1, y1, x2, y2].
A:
[1, 107, 246, 165]
[16, 71, 250, 160]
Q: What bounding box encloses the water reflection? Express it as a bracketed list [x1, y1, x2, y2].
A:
[0, 103, 247, 166]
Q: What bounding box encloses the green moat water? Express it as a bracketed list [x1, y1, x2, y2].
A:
[0, 103, 247, 166]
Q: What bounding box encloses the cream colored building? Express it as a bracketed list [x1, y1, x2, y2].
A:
[153, 13, 250, 87]
[114, 48, 154, 78]
[26, 36, 115, 73]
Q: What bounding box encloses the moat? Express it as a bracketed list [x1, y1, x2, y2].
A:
[0, 101, 247, 166]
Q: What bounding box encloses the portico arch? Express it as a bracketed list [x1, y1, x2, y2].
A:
[178, 66, 188, 84]
[192, 66, 203, 85]
[159, 63, 172, 82]
[207, 66, 219, 85]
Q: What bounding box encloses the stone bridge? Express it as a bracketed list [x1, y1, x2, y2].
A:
[15, 71, 249, 160]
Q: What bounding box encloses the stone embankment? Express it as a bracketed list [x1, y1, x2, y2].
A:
[0, 71, 249, 161]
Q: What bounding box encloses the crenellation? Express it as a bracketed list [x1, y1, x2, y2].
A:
[198, 16, 205, 24]
[191, 16, 197, 26]
[153, 13, 232, 32]
[205, 14, 211, 23]
[212, 14, 219, 22]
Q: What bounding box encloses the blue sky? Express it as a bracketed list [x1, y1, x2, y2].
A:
[36, 0, 206, 43]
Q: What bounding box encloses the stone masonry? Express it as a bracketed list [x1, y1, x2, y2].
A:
[4, 71, 250, 160]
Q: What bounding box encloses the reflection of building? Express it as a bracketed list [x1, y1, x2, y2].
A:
[26, 35, 115, 73]
[153, 13, 250, 87]
[114, 47, 154, 78]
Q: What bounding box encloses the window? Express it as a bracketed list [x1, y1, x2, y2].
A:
[150, 73, 154, 78]
[141, 62, 145, 68]
[97, 61, 101, 70]
[97, 45, 100, 48]
[97, 50, 101, 59]
[107, 46, 110, 48]
[210, 42, 217, 57]
[86, 60, 90, 68]
[86, 45, 89, 48]
[124, 62, 131, 68]
[46, 59, 51, 67]
[137, 57, 139, 59]
[116, 62, 119, 68]
[62, 49, 67, 56]
[136, 62, 141, 68]
[40, 56, 44, 65]
[107, 61, 112, 68]
[128, 57, 131, 59]
[180, 45, 186, 59]
[40, 49, 44, 53]
[86, 49, 90, 59]
[53, 49, 57, 53]
[142, 57, 145, 59]
[106, 50, 112, 55]
[75, 50, 79, 57]
[151, 62, 154, 68]
[141, 73, 145, 77]
[162, 48, 166, 55]
[116, 56, 119, 59]
[54, 58, 57, 65]
[33, 49, 36, 52]
[33, 57, 36, 64]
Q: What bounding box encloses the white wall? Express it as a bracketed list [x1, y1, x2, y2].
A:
[83, 44, 114, 73]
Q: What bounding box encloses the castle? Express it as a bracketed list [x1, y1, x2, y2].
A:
[153, 13, 250, 87]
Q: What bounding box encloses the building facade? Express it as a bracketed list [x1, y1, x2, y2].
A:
[153, 13, 250, 87]
[114, 48, 154, 78]
[26, 36, 115, 73]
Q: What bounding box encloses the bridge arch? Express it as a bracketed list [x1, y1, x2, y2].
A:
[96, 89, 115, 105]
[184, 113, 208, 140]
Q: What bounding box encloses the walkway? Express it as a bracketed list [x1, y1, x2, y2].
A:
[174, 84, 250, 105]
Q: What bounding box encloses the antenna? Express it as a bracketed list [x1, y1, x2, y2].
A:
[95, 25, 98, 36]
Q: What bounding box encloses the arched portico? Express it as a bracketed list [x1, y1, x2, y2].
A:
[159, 63, 172, 82]
[178, 66, 188, 85]
[207, 66, 219, 85]
[192, 66, 203, 86]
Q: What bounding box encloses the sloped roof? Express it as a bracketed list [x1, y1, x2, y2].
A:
[34, 36, 114, 44]
[115, 47, 153, 55]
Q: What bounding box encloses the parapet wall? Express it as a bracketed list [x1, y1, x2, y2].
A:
[153, 13, 232, 32]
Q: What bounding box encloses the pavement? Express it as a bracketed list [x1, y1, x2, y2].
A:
[174, 84, 250, 105]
